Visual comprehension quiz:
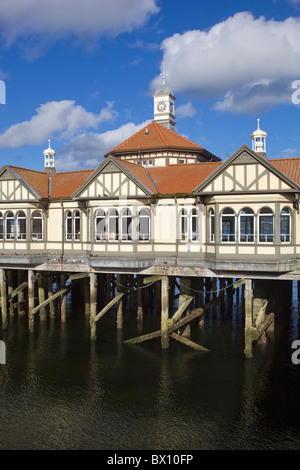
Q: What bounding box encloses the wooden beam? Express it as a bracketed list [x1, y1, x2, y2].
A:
[168, 295, 193, 328]
[94, 292, 124, 322]
[170, 332, 210, 352]
[169, 307, 204, 333]
[31, 280, 78, 314]
[8, 281, 28, 301]
[69, 273, 90, 280]
[253, 312, 275, 344]
[143, 275, 162, 285]
[234, 279, 246, 289]
[123, 330, 162, 345]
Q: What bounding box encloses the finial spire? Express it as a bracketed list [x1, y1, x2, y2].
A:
[48, 139, 51, 148]
[257, 118, 260, 130]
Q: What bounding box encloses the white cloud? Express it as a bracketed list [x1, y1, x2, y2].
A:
[0, 0, 159, 49]
[56, 120, 151, 170]
[0, 100, 117, 148]
[152, 12, 300, 113]
[176, 102, 196, 118]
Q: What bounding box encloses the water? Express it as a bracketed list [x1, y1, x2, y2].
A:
[0, 281, 300, 450]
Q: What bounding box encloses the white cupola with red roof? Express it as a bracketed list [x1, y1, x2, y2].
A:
[153, 66, 176, 131]
[251, 119, 267, 159]
[43, 140, 56, 176]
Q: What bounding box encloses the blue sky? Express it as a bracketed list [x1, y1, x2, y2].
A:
[0, 0, 299, 171]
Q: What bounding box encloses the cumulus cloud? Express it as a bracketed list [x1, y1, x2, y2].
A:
[176, 102, 197, 118]
[56, 120, 151, 170]
[152, 12, 300, 113]
[0, 100, 117, 148]
[0, 0, 159, 51]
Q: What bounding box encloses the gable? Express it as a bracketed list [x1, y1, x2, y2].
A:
[0, 166, 40, 201]
[194, 146, 299, 194]
[73, 158, 153, 199]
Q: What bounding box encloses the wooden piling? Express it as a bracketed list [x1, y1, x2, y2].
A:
[116, 274, 124, 329]
[28, 270, 35, 332]
[38, 274, 46, 320]
[89, 272, 97, 340]
[161, 275, 169, 349]
[244, 278, 254, 358]
[0, 269, 8, 330]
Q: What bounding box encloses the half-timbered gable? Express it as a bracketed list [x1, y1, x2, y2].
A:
[193, 145, 299, 195]
[72, 155, 155, 200]
[0, 165, 47, 202]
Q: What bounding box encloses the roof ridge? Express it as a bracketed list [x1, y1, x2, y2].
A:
[155, 122, 204, 149]
[9, 165, 47, 175]
[109, 122, 152, 153]
[269, 157, 300, 161]
[153, 122, 168, 146]
[54, 169, 95, 175]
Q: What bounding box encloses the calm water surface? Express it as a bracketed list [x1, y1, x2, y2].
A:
[0, 281, 300, 450]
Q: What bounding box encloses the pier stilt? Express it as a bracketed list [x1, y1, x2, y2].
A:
[0, 269, 8, 330]
[89, 272, 97, 340]
[244, 278, 254, 358]
[28, 270, 35, 332]
[161, 275, 169, 349]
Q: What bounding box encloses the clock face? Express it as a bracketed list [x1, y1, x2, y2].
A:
[157, 101, 166, 112]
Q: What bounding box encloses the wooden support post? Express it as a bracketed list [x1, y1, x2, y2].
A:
[244, 278, 254, 358]
[137, 276, 143, 322]
[28, 270, 35, 333]
[7, 270, 14, 317]
[179, 277, 192, 337]
[161, 275, 169, 349]
[85, 277, 90, 316]
[0, 269, 8, 330]
[89, 272, 97, 340]
[116, 274, 123, 329]
[47, 274, 55, 318]
[17, 271, 26, 315]
[60, 274, 67, 323]
[38, 274, 46, 320]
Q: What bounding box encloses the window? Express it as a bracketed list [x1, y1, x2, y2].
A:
[0, 212, 3, 240]
[17, 211, 26, 240]
[31, 210, 43, 240]
[108, 209, 119, 241]
[74, 210, 81, 241]
[95, 209, 106, 241]
[5, 211, 15, 240]
[65, 210, 81, 241]
[180, 209, 188, 241]
[191, 208, 199, 241]
[239, 208, 254, 243]
[179, 159, 186, 164]
[221, 208, 236, 242]
[209, 209, 215, 242]
[138, 208, 150, 241]
[121, 208, 132, 241]
[280, 207, 291, 243]
[66, 210, 72, 240]
[259, 207, 274, 243]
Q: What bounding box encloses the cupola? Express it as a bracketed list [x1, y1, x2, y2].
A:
[43, 140, 56, 176]
[251, 119, 267, 159]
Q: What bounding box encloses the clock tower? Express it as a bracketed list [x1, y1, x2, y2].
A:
[153, 68, 176, 131]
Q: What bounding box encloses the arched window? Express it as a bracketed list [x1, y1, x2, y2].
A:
[138, 208, 150, 241]
[121, 208, 132, 241]
[180, 209, 188, 241]
[221, 208, 236, 242]
[5, 211, 15, 240]
[209, 209, 215, 242]
[108, 209, 119, 241]
[0, 212, 3, 240]
[66, 210, 72, 240]
[191, 208, 199, 241]
[17, 211, 26, 240]
[239, 208, 254, 243]
[95, 209, 106, 241]
[74, 210, 81, 241]
[31, 210, 43, 240]
[280, 207, 291, 243]
[259, 207, 274, 243]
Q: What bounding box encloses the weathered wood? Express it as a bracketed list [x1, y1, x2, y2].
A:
[234, 279, 246, 289]
[90, 272, 97, 340]
[0, 269, 7, 330]
[170, 332, 210, 352]
[143, 275, 162, 285]
[60, 274, 67, 323]
[8, 281, 28, 300]
[47, 275, 55, 318]
[161, 275, 169, 349]
[38, 275, 46, 320]
[94, 292, 124, 322]
[244, 279, 255, 358]
[124, 330, 162, 345]
[69, 273, 90, 280]
[8, 271, 14, 316]
[169, 307, 204, 333]
[31, 280, 78, 314]
[253, 312, 275, 344]
[28, 270, 35, 332]
[168, 295, 193, 328]
[116, 274, 124, 329]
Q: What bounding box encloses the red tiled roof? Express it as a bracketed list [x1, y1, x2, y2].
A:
[51, 170, 94, 198]
[117, 159, 157, 193]
[106, 122, 206, 156]
[269, 157, 300, 186]
[147, 162, 221, 194]
[9, 166, 49, 198]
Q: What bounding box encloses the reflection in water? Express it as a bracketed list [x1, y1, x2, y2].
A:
[0, 282, 299, 450]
